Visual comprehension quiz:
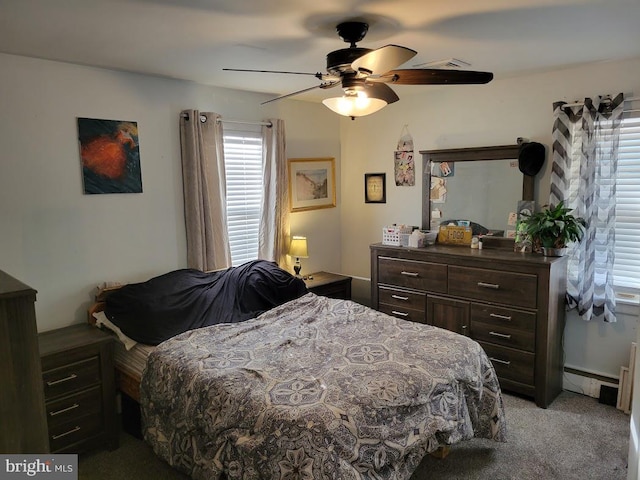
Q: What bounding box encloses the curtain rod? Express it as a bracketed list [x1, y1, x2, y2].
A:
[560, 96, 640, 108]
[180, 112, 271, 127]
[219, 118, 272, 127]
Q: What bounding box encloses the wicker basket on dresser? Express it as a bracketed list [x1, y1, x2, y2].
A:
[371, 243, 567, 408]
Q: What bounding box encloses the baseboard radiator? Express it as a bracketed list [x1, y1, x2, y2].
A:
[563, 366, 619, 402]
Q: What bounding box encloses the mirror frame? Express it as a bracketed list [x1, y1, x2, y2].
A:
[420, 144, 534, 243]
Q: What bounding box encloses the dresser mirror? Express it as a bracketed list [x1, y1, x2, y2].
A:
[420, 145, 534, 240]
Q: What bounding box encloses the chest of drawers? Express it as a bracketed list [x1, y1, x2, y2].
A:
[0, 271, 48, 453]
[371, 243, 567, 408]
[38, 324, 118, 453]
[304, 271, 352, 300]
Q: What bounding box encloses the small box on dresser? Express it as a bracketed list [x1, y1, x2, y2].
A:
[38, 323, 118, 453]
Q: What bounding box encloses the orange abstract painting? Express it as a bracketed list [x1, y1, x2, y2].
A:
[78, 117, 142, 194]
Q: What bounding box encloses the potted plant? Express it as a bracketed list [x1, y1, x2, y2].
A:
[520, 202, 587, 256]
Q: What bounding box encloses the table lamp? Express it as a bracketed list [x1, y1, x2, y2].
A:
[289, 236, 308, 277]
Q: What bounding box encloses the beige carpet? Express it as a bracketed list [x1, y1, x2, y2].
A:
[78, 391, 629, 480]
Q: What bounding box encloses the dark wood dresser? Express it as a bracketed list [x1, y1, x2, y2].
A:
[0, 270, 49, 452]
[371, 243, 567, 408]
[305, 271, 352, 300]
[38, 323, 118, 453]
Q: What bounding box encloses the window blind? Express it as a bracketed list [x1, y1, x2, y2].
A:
[614, 112, 640, 289]
[223, 127, 263, 266]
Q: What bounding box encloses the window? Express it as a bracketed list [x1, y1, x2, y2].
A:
[223, 127, 263, 266]
[614, 111, 640, 289]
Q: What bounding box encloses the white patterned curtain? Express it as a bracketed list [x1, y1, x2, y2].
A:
[550, 93, 624, 322]
[258, 119, 290, 267]
[179, 110, 232, 271]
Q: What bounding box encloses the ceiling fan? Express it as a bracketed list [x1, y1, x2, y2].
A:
[223, 21, 493, 119]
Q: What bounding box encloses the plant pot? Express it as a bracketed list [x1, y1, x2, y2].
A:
[542, 247, 567, 257]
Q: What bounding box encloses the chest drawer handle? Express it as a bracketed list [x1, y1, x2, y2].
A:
[489, 331, 512, 339]
[401, 271, 419, 277]
[391, 294, 409, 301]
[478, 282, 500, 289]
[489, 357, 511, 366]
[489, 313, 512, 321]
[52, 426, 81, 440]
[50, 403, 80, 417]
[46, 374, 78, 386]
[391, 310, 409, 317]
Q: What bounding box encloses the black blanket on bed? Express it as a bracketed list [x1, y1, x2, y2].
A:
[104, 260, 308, 345]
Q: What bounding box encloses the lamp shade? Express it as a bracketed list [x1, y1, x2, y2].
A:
[288, 236, 308, 258]
[322, 94, 387, 118]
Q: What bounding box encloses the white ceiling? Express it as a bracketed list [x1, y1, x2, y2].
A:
[1, 0, 639, 103]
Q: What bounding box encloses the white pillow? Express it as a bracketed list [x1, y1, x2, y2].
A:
[92, 310, 138, 350]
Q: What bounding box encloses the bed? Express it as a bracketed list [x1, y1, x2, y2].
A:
[89, 260, 506, 479]
[88, 260, 308, 402]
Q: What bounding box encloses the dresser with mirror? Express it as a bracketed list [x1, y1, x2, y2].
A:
[371, 144, 567, 408]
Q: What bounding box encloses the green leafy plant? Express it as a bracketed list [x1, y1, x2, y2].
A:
[520, 202, 587, 250]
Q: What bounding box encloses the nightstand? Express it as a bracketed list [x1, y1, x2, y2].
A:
[38, 323, 118, 454]
[304, 271, 352, 300]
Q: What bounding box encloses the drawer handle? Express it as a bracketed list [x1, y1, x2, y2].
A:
[490, 313, 512, 321]
[52, 426, 81, 440]
[478, 282, 500, 290]
[391, 294, 409, 301]
[50, 403, 79, 417]
[489, 331, 512, 339]
[46, 374, 78, 386]
[401, 271, 419, 277]
[489, 357, 511, 366]
[391, 310, 409, 317]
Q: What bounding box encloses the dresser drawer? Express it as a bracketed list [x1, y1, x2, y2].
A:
[42, 357, 101, 400]
[48, 412, 103, 453]
[471, 321, 535, 352]
[46, 386, 102, 431]
[470, 303, 536, 332]
[378, 257, 447, 293]
[479, 342, 535, 385]
[378, 304, 426, 324]
[379, 286, 426, 311]
[448, 266, 537, 309]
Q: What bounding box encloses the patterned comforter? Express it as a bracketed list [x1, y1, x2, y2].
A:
[141, 293, 506, 480]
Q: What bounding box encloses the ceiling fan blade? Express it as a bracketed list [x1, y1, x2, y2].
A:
[224, 68, 322, 78]
[261, 81, 340, 105]
[363, 82, 399, 105]
[374, 68, 494, 85]
[351, 45, 417, 75]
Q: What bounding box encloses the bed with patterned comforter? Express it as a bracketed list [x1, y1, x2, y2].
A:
[141, 293, 506, 480]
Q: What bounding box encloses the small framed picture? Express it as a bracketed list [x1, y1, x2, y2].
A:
[365, 173, 386, 203]
[288, 157, 336, 212]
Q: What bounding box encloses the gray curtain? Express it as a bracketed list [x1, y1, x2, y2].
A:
[259, 119, 289, 267]
[550, 93, 624, 322]
[179, 110, 231, 271]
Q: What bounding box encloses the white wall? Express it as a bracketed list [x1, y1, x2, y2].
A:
[0, 53, 341, 331]
[270, 101, 342, 276]
[338, 57, 640, 378]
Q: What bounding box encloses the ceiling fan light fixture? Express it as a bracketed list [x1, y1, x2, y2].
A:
[227, 20, 493, 109]
[322, 90, 387, 117]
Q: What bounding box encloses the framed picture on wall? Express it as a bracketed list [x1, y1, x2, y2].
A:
[288, 157, 336, 212]
[77, 117, 142, 194]
[364, 173, 386, 203]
